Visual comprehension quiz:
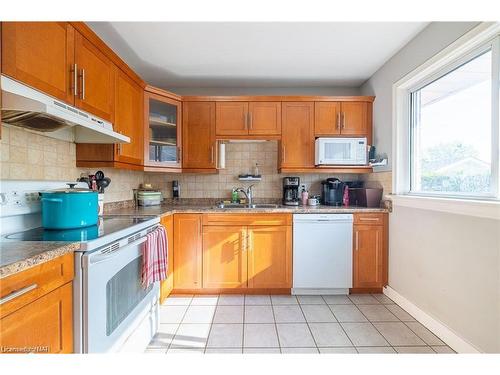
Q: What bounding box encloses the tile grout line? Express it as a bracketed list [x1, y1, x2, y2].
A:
[401, 320, 447, 348]
[296, 298, 320, 352]
[353, 299, 398, 352]
[270, 296, 283, 353]
[366, 294, 437, 352]
[201, 295, 218, 353]
[241, 295, 245, 352]
[322, 295, 358, 353]
[164, 296, 192, 353]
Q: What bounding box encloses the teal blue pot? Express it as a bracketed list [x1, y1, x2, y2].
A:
[41, 184, 98, 229]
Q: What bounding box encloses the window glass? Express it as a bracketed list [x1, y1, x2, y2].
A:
[410, 50, 493, 196]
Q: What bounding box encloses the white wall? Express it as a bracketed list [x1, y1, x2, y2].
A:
[361, 22, 479, 170]
[362, 22, 500, 353]
[389, 205, 500, 352]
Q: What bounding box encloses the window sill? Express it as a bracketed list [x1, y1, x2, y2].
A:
[387, 194, 500, 220]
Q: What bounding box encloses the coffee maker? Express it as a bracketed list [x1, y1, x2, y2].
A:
[321, 178, 345, 206]
[282, 177, 300, 206]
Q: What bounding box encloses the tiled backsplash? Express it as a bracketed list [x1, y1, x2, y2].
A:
[144, 141, 361, 200]
[1, 125, 379, 203]
[0, 125, 143, 203]
[361, 171, 392, 195]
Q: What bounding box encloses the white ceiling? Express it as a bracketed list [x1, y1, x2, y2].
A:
[88, 22, 429, 90]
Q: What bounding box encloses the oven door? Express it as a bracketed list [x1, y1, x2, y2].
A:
[82, 236, 160, 353]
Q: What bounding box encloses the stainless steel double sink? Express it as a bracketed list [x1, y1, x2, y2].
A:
[214, 202, 279, 209]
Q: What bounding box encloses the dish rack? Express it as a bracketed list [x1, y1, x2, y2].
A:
[134, 189, 163, 206]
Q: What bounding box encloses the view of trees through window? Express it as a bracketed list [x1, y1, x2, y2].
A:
[410, 50, 493, 196]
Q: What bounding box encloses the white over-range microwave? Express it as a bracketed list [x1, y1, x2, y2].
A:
[315, 137, 368, 165]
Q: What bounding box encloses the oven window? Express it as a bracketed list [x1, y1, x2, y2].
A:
[106, 256, 152, 336]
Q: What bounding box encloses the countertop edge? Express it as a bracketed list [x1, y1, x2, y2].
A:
[0, 242, 80, 279]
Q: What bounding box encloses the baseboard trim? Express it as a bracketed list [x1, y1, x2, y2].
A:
[383, 286, 481, 353]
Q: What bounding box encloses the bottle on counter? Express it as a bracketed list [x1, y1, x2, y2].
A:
[343, 185, 350, 206]
[172, 180, 180, 198]
[301, 187, 309, 206]
[231, 188, 239, 203]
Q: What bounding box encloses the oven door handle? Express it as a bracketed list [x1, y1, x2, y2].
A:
[89, 237, 148, 265]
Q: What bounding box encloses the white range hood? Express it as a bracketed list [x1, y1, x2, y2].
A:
[1, 75, 129, 144]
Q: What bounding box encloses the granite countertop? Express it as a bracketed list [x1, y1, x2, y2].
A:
[105, 204, 389, 217]
[1, 204, 388, 279]
[0, 241, 80, 279]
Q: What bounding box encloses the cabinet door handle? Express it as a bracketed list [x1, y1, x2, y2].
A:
[210, 145, 214, 165]
[79, 68, 86, 100]
[177, 147, 182, 163]
[71, 64, 78, 96]
[342, 112, 346, 129]
[282, 145, 286, 162]
[355, 232, 359, 251]
[244, 112, 248, 130]
[249, 112, 253, 130]
[336, 112, 341, 130]
[117, 144, 121, 155]
[0, 283, 38, 305]
[359, 217, 379, 221]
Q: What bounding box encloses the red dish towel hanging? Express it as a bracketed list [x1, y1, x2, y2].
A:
[142, 225, 168, 288]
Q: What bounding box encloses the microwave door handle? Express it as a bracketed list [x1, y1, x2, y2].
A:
[89, 236, 148, 265]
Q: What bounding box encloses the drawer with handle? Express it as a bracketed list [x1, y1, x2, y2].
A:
[0, 253, 74, 318]
[353, 212, 386, 225]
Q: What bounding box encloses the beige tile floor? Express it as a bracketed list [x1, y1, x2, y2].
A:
[145, 294, 455, 354]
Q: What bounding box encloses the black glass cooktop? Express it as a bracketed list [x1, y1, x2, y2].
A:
[3, 215, 156, 242]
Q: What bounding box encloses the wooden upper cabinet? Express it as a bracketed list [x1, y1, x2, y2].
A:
[1, 22, 75, 104]
[280, 102, 314, 168]
[144, 91, 182, 169]
[247, 225, 292, 289]
[182, 102, 216, 170]
[74, 31, 115, 122]
[315, 102, 341, 136]
[248, 102, 281, 135]
[216, 102, 248, 136]
[202, 226, 247, 289]
[340, 102, 369, 138]
[114, 69, 143, 165]
[215, 101, 282, 137]
[173, 214, 202, 289]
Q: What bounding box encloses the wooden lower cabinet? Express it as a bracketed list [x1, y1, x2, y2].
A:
[247, 225, 292, 289]
[0, 253, 74, 354]
[352, 213, 388, 291]
[0, 282, 73, 354]
[198, 214, 292, 292]
[202, 226, 247, 288]
[160, 215, 175, 303]
[173, 214, 202, 290]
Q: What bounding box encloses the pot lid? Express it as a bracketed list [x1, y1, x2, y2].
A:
[42, 183, 96, 194]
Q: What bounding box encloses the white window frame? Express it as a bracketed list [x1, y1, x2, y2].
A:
[392, 22, 500, 220]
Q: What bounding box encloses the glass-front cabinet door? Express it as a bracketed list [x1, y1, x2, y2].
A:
[144, 91, 182, 169]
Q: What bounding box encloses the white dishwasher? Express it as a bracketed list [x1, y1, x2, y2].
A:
[293, 214, 353, 295]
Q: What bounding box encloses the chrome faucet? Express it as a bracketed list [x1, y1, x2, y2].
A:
[235, 184, 255, 207]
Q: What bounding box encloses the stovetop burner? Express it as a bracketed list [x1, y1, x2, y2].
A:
[3, 215, 157, 242]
